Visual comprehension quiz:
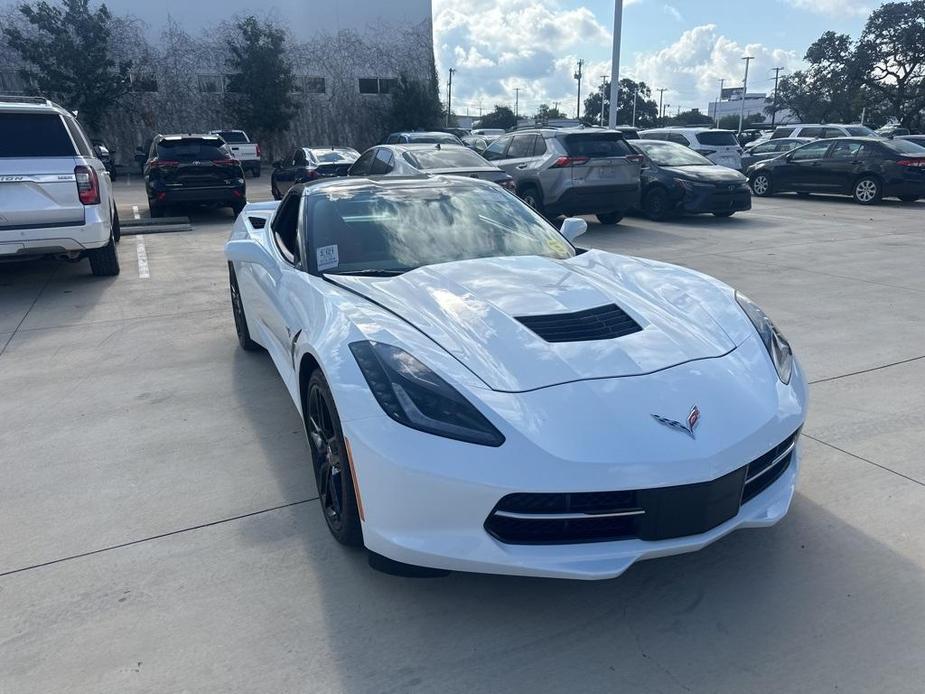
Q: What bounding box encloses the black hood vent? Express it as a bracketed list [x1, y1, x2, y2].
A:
[515, 304, 642, 343]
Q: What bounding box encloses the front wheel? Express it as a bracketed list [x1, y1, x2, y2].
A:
[596, 211, 623, 225]
[750, 173, 773, 197]
[305, 370, 363, 547]
[642, 187, 671, 221]
[853, 176, 882, 205]
[229, 264, 261, 351]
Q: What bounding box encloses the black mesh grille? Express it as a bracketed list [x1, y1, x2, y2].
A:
[515, 304, 643, 343]
[485, 430, 800, 545]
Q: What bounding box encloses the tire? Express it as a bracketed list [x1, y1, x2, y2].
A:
[852, 176, 882, 205]
[112, 207, 121, 243]
[271, 184, 282, 201]
[750, 173, 773, 197]
[899, 195, 919, 203]
[149, 204, 164, 219]
[642, 186, 671, 221]
[596, 211, 623, 225]
[305, 369, 363, 547]
[88, 236, 120, 276]
[519, 185, 545, 216]
[713, 211, 735, 218]
[252, 166, 261, 178]
[231, 201, 245, 217]
[228, 264, 261, 351]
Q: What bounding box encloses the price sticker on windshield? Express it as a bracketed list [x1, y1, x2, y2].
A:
[316, 244, 339, 271]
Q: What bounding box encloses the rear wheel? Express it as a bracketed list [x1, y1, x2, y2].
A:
[750, 173, 773, 197]
[853, 176, 882, 205]
[112, 208, 121, 243]
[642, 186, 671, 221]
[305, 370, 363, 547]
[88, 237, 120, 276]
[252, 166, 261, 178]
[899, 195, 919, 203]
[596, 211, 623, 225]
[231, 201, 245, 217]
[149, 204, 164, 219]
[519, 185, 545, 216]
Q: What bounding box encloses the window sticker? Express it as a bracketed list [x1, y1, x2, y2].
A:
[316, 244, 339, 271]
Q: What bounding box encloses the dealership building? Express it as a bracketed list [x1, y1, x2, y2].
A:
[0, 0, 435, 163]
[707, 88, 795, 126]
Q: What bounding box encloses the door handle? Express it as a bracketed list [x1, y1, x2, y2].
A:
[516, 164, 528, 169]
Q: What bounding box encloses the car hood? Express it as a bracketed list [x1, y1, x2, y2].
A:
[332, 251, 744, 392]
[662, 165, 747, 183]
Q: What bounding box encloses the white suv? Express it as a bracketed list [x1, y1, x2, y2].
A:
[0, 96, 119, 275]
[770, 124, 877, 140]
[638, 127, 743, 169]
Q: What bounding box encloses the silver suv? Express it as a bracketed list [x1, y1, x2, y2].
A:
[482, 127, 641, 224]
[0, 96, 119, 275]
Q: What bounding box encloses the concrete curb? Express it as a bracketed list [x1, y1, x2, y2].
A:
[121, 217, 192, 234]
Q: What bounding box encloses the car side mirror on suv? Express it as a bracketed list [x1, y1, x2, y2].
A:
[560, 217, 588, 242]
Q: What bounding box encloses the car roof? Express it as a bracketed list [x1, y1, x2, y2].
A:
[294, 174, 491, 198]
[381, 143, 471, 152]
[641, 127, 733, 133]
[156, 133, 224, 141]
[0, 95, 72, 116]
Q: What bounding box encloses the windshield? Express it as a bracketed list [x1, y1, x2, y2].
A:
[634, 141, 713, 167]
[695, 131, 738, 146]
[885, 139, 925, 154]
[313, 149, 358, 163]
[216, 131, 248, 144]
[845, 126, 876, 137]
[307, 185, 574, 275]
[408, 148, 490, 169]
[156, 139, 230, 160]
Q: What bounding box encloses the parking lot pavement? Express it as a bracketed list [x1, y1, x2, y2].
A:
[2, 195, 924, 693]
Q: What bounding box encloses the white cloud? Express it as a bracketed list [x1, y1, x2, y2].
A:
[663, 4, 683, 22]
[785, 0, 869, 17]
[625, 24, 800, 111]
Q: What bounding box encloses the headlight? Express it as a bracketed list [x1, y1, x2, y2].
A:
[349, 341, 505, 447]
[736, 292, 793, 384]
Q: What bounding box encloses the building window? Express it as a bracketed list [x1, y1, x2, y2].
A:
[198, 74, 223, 94]
[358, 77, 396, 95]
[292, 76, 326, 94]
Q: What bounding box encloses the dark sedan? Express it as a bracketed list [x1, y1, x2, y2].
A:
[747, 137, 925, 204]
[629, 139, 751, 220]
[271, 147, 360, 200]
[740, 137, 813, 169]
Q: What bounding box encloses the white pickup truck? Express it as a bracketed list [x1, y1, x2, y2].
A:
[210, 129, 262, 177]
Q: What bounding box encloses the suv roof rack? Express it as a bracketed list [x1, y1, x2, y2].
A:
[0, 95, 53, 106]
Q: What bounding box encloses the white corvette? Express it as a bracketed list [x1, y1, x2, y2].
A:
[225, 176, 807, 580]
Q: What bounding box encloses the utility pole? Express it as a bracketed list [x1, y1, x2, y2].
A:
[599, 75, 608, 126]
[770, 67, 784, 128]
[608, 0, 623, 128]
[738, 56, 754, 135]
[657, 88, 666, 126]
[574, 59, 584, 120]
[716, 78, 725, 127]
[513, 87, 521, 120]
[631, 84, 638, 126]
[446, 67, 455, 127]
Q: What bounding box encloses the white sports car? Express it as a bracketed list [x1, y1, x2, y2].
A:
[225, 175, 807, 580]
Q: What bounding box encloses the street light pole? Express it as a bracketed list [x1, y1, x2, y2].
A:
[599, 75, 608, 126]
[574, 59, 584, 120]
[632, 84, 638, 126]
[716, 78, 725, 128]
[514, 87, 521, 121]
[738, 56, 754, 135]
[608, 0, 623, 128]
[446, 67, 455, 127]
[770, 67, 784, 128]
[657, 88, 666, 126]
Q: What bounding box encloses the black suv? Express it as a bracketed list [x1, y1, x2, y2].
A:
[144, 134, 246, 217]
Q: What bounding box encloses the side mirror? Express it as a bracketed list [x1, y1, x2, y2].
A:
[225, 239, 281, 282]
[272, 160, 282, 169]
[560, 217, 588, 242]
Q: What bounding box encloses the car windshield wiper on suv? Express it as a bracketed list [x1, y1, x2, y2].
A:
[327, 268, 410, 277]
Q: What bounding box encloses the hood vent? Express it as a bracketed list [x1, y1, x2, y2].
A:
[515, 304, 643, 343]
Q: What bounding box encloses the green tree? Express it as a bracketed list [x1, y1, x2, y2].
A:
[718, 113, 764, 131]
[389, 63, 444, 132]
[3, 0, 131, 131]
[534, 103, 566, 121]
[583, 78, 659, 127]
[224, 17, 299, 146]
[477, 105, 517, 130]
[665, 108, 714, 126]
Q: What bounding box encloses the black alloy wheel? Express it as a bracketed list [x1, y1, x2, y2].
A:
[228, 264, 260, 351]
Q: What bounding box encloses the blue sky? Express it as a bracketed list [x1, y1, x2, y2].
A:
[434, 0, 872, 117]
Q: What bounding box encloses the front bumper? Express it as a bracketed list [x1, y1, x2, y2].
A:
[341, 336, 807, 579]
[680, 184, 752, 214]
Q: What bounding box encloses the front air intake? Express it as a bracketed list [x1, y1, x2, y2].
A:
[515, 304, 642, 343]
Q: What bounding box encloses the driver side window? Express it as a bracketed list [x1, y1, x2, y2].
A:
[272, 192, 302, 266]
[348, 149, 375, 176]
[482, 136, 511, 161]
[790, 141, 831, 161]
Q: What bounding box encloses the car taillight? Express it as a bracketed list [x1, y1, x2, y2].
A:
[149, 159, 179, 170]
[256, 143, 262, 158]
[897, 159, 925, 168]
[626, 154, 644, 164]
[551, 156, 590, 168]
[305, 168, 319, 180]
[74, 165, 100, 205]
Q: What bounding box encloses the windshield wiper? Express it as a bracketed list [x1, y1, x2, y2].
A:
[327, 268, 409, 277]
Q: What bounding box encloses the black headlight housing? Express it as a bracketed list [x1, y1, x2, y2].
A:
[736, 292, 793, 384]
[349, 341, 505, 447]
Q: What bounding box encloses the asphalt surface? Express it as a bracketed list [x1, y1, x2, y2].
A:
[2, 179, 924, 693]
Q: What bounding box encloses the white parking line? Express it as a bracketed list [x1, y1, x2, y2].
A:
[132, 204, 140, 220]
[135, 235, 150, 279]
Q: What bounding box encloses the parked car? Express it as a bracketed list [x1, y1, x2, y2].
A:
[271, 147, 360, 200]
[740, 137, 813, 169]
[896, 135, 925, 147]
[348, 143, 515, 190]
[440, 127, 470, 139]
[470, 128, 506, 137]
[90, 138, 117, 180]
[144, 133, 246, 217]
[0, 96, 120, 275]
[382, 131, 464, 145]
[877, 125, 911, 137]
[613, 125, 640, 140]
[637, 128, 743, 170]
[481, 127, 641, 224]
[629, 139, 751, 220]
[769, 123, 877, 140]
[224, 174, 807, 579]
[747, 137, 925, 204]
[461, 134, 492, 153]
[210, 129, 262, 177]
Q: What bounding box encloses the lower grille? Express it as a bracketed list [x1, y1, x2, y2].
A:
[485, 430, 800, 545]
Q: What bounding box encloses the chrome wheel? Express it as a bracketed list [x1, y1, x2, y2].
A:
[307, 383, 346, 531]
[854, 178, 879, 204]
[751, 174, 770, 196]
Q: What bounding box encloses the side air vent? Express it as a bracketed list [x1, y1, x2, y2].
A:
[515, 304, 643, 343]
